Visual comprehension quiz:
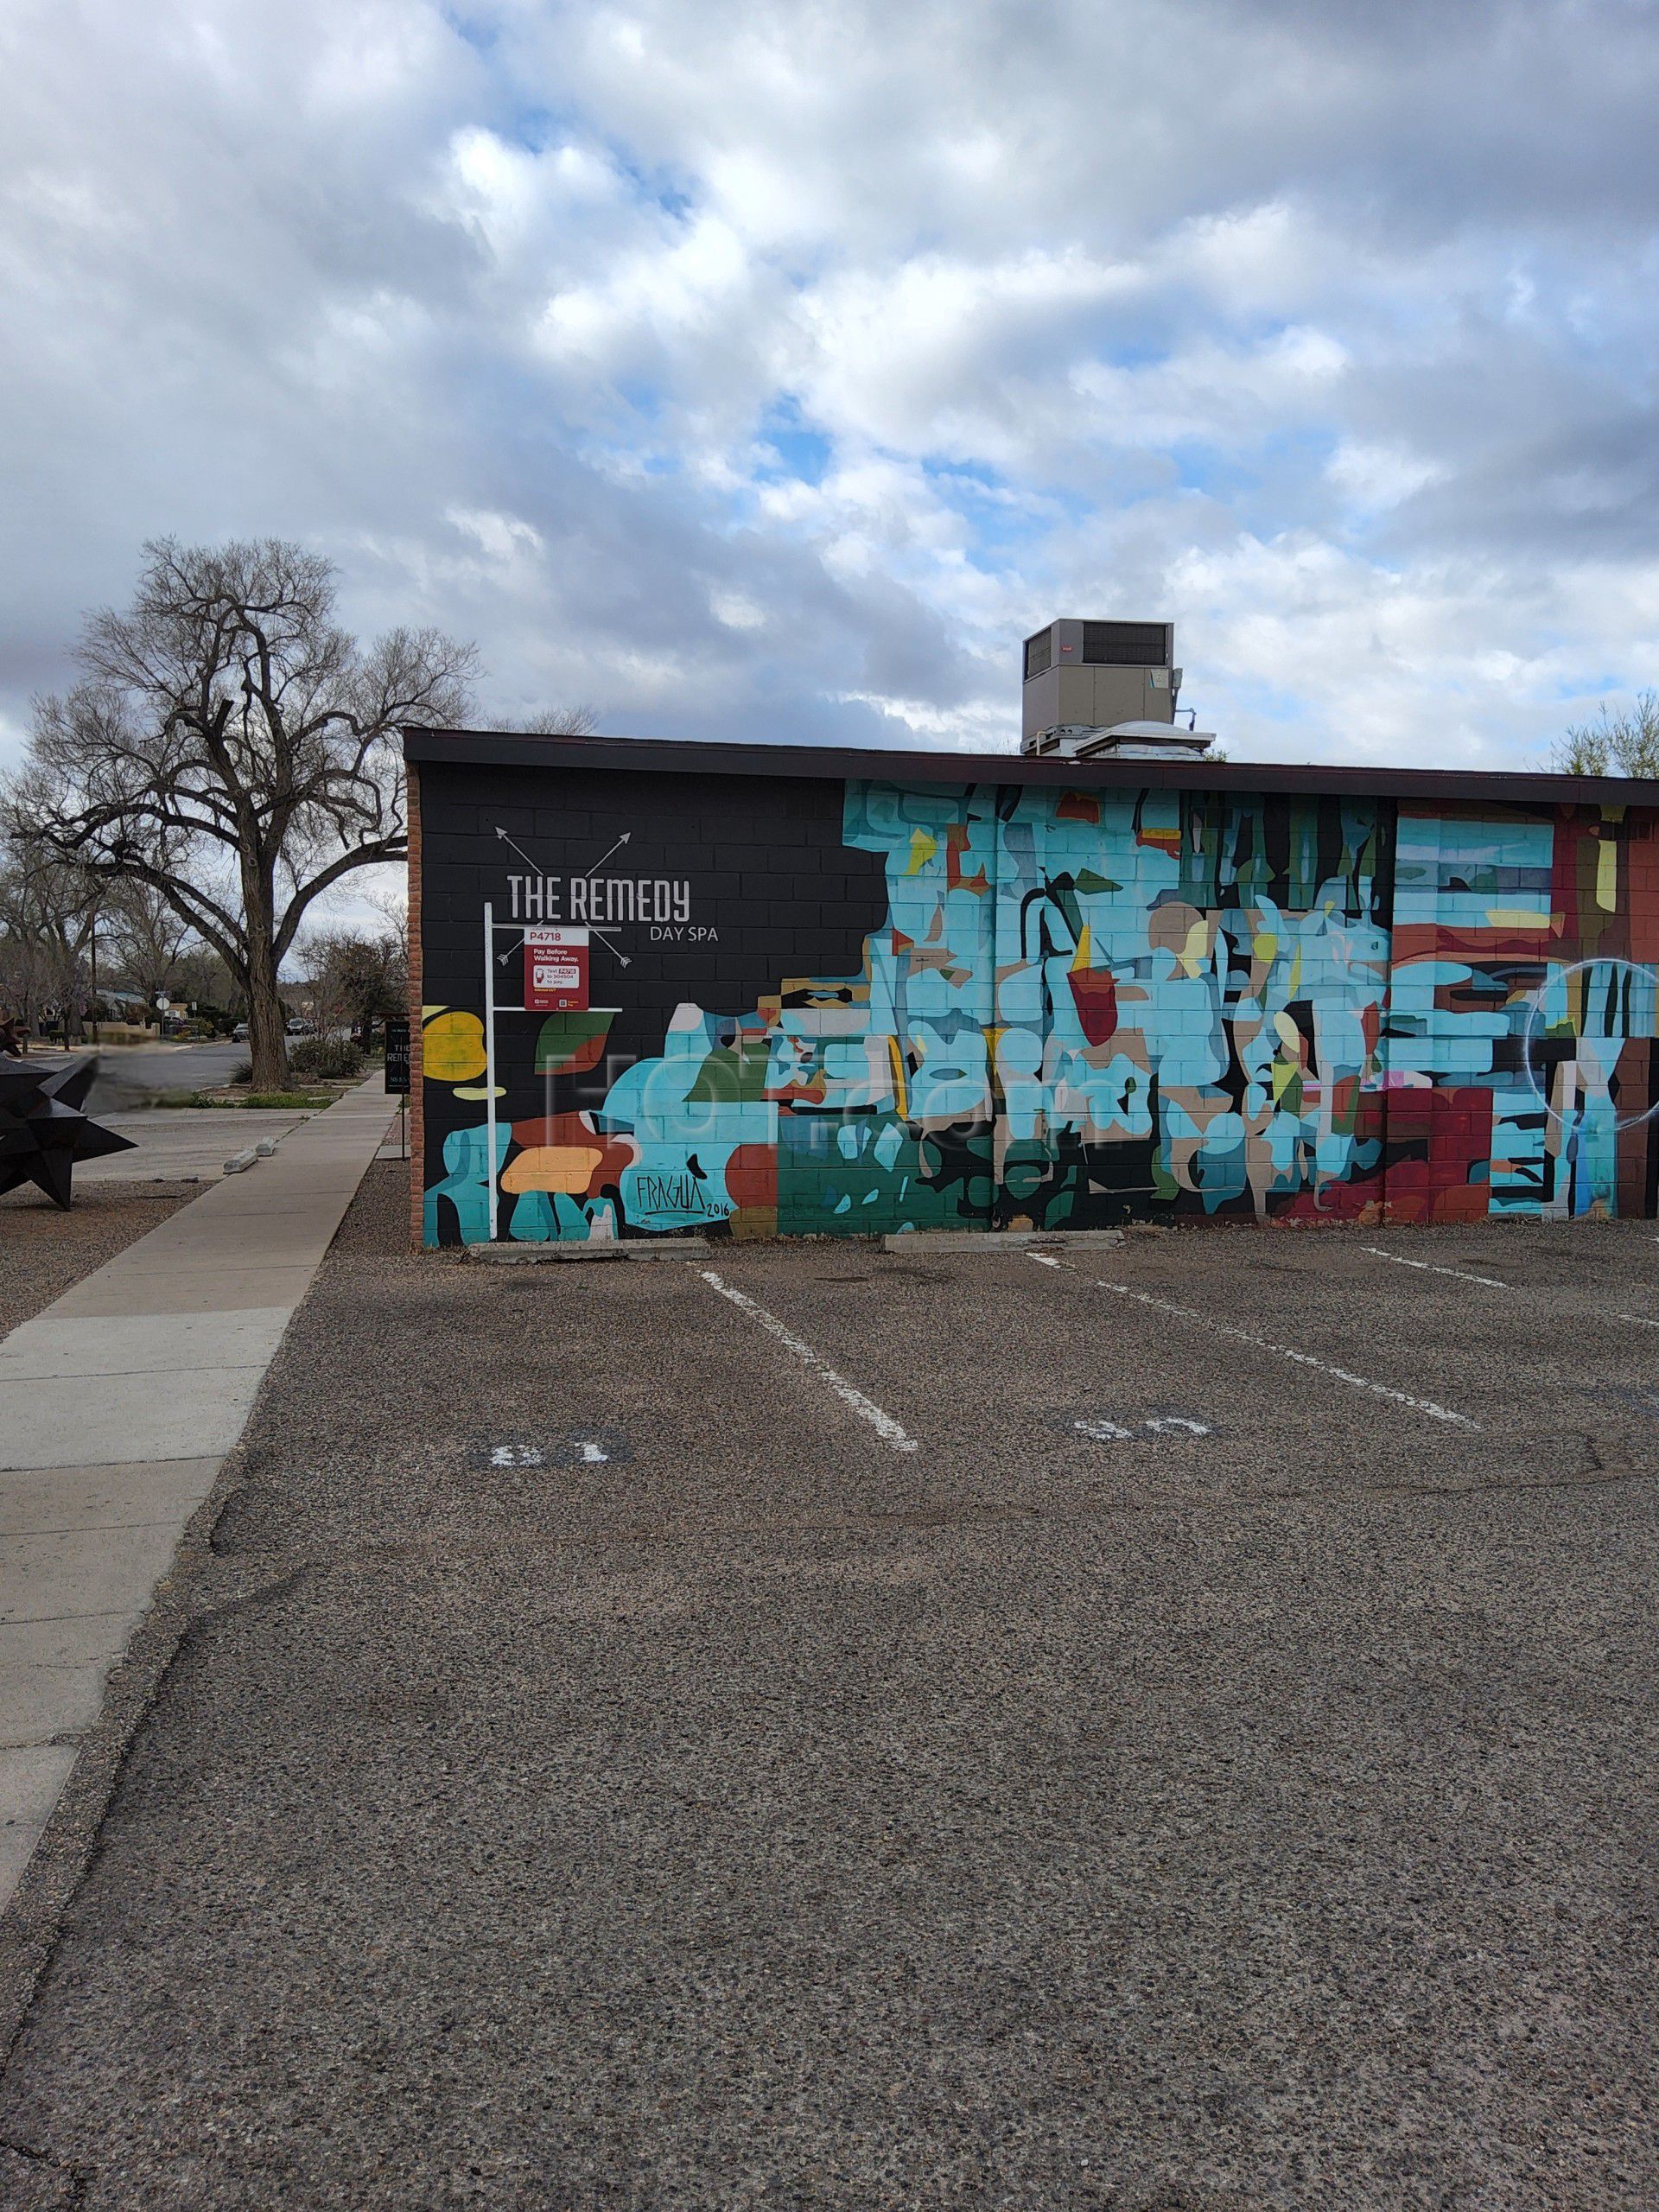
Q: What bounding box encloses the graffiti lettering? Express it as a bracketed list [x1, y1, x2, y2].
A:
[633, 1171, 723, 1216]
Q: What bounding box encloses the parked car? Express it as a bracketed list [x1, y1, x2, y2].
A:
[285, 1017, 313, 1037]
[232, 1021, 250, 1041]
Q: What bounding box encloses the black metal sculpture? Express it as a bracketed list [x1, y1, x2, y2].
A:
[0, 1058, 136, 1208]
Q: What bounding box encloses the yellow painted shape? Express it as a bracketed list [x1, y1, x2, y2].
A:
[905, 828, 938, 874]
[1287, 948, 1303, 997]
[1179, 917, 1209, 976]
[454, 1084, 505, 1101]
[500, 1144, 603, 1195]
[1272, 1010, 1301, 1055]
[1484, 906, 1549, 929]
[1597, 836, 1618, 912]
[423, 1009, 486, 1084]
[1252, 930, 1277, 964]
[886, 1033, 909, 1116]
[1071, 925, 1092, 971]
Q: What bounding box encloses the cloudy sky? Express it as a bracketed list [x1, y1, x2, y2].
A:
[3, 0, 1658, 778]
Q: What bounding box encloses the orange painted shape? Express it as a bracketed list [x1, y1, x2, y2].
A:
[500, 1144, 603, 1195]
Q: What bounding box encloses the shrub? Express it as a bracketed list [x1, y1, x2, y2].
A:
[288, 1034, 365, 1079]
[229, 1057, 253, 1084]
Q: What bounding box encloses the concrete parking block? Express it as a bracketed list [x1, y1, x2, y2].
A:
[458, 1239, 712, 1263]
[0, 1459, 222, 1535]
[881, 1226, 1126, 1251]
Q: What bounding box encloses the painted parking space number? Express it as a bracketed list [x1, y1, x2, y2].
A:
[1072, 1414, 1212, 1443]
[483, 1433, 624, 1470]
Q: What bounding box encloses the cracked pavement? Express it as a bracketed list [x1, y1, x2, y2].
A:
[0, 1166, 1655, 2208]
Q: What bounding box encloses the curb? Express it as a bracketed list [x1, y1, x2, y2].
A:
[0, 1078, 397, 2046]
[882, 1228, 1126, 1253]
[461, 1236, 716, 1265]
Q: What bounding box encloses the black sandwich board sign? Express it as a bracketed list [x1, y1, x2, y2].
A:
[384, 1020, 410, 1095]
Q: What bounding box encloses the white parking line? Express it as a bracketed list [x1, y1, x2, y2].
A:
[1360, 1246, 1508, 1290]
[1357, 1243, 1659, 1332]
[1028, 1255, 1480, 1428]
[696, 1269, 919, 1452]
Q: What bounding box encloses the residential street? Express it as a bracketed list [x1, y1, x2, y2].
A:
[1, 1180, 1653, 2209]
[17, 1040, 255, 1112]
[80, 1040, 253, 1109]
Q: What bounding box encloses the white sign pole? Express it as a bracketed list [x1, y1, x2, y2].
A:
[483, 899, 499, 1242]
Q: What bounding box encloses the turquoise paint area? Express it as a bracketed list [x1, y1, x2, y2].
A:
[423, 783, 1659, 1241]
[424, 1122, 512, 1247]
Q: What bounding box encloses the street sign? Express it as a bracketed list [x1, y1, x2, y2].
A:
[384, 1019, 410, 1094]
[524, 926, 590, 1012]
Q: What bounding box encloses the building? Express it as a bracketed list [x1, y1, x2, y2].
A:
[404, 723, 1659, 1246]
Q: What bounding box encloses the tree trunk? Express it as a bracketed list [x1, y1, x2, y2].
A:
[244, 886, 289, 1089]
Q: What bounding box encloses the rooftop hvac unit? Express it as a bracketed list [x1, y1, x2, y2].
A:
[1020, 619, 1183, 752]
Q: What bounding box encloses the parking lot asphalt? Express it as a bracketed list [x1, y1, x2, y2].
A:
[0, 1174, 1654, 2209]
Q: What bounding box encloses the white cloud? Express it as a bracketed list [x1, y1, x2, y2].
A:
[2, 0, 1658, 779]
[1325, 442, 1442, 511]
[710, 590, 766, 632]
[446, 506, 546, 569]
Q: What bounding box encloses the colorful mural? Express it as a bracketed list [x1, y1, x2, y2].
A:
[420, 779, 1659, 1243]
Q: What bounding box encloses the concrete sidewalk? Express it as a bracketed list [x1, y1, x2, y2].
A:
[0, 1077, 393, 1907]
[79, 1107, 313, 1185]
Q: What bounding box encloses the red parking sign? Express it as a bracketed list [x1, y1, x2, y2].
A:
[524, 926, 589, 1012]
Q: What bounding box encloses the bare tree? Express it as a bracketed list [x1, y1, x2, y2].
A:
[1553, 692, 1659, 777]
[7, 538, 475, 1085]
[99, 877, 198, 1009]
[302, 923, 407, 1050]
[365, 883, 409, 967]
[490, 705, 601, 735]
[167, 940, 239, 1022]
[0, 840, 100, 1045]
